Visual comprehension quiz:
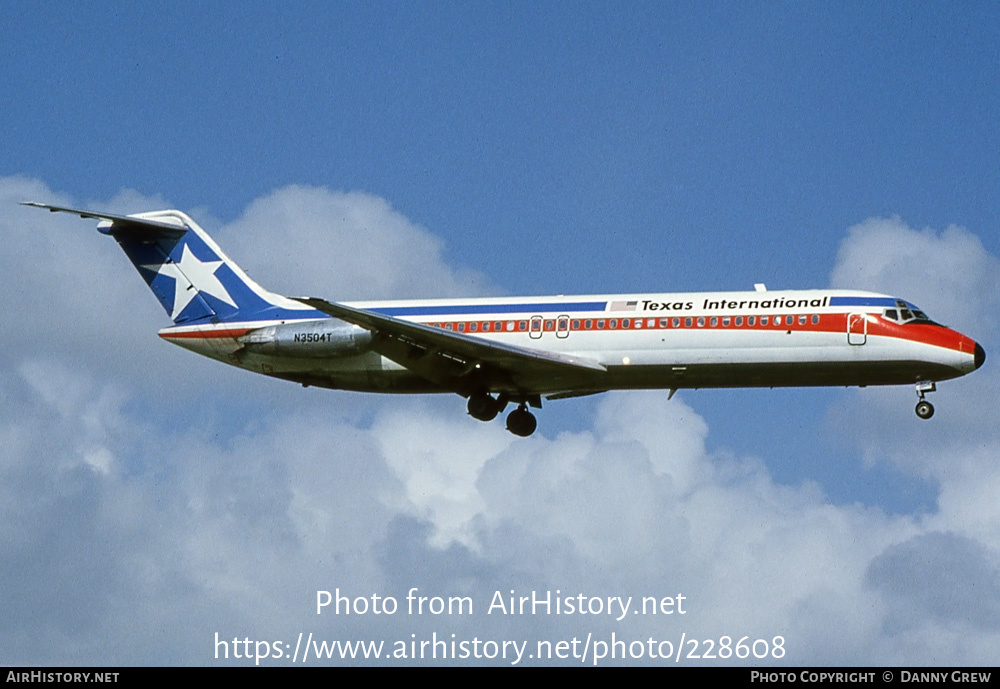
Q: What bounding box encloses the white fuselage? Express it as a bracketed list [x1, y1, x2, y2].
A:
[160, 288, 981, 396]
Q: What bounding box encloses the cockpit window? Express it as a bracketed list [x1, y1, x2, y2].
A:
[883, 300, 936, 325]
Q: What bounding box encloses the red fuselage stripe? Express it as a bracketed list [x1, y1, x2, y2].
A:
[159, 314, 974, 354]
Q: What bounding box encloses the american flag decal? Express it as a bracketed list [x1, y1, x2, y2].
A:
[609, 300, 638, 311]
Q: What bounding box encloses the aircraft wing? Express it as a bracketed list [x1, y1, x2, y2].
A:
[294, 296, 607, 396]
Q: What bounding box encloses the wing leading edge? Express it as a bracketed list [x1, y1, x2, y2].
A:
[294, 296, 607, 398]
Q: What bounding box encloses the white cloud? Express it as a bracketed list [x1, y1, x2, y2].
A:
[471, 392, 918, 661]
[215, 185, 497, 301]
[372, 398, 514, 548]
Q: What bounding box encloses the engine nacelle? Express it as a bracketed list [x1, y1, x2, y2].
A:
[239, 319, 373, 358]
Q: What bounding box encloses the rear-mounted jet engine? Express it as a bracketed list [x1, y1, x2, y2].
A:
[238, 319, 372, 358]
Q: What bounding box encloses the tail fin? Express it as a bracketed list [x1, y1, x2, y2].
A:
[23, 202, 315, 325]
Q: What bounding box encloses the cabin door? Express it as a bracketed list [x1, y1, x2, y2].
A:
[847, 313, 867, 345]
[556, 315, 570, 339]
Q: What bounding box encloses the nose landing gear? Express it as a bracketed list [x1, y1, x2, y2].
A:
[915, 399, 934, 419]
[914, 381, 936, 420]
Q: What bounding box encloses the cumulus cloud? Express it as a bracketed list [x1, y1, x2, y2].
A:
[829, 216, 1000, 337]
[215, 185, 497, 301]
[2, 179, 160, 365]
[865, 531, 1000, 665]
[3, 180, 1000, 665]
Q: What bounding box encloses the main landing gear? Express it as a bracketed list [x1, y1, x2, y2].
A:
[466, 392, 538, 437]
[466, 392, 501, 422]
[505, 405, 538, 437]
[914, 381, 936, 420]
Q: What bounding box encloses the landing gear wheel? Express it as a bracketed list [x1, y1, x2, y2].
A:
[506, 406, 537, 437]
[915, 400, 934, 420]
[914, 381, 936, 420]
[467, 393, 500, 422]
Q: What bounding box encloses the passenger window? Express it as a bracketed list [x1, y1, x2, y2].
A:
[761, 316, 768, 326]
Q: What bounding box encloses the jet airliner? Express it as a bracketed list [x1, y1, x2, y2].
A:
[26, 202, 985, 436]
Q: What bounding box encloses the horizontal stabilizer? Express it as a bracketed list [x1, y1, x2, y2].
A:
[21, 202, 187, 238]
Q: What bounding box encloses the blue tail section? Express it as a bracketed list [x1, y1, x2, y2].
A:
[102, 210, 322, 325]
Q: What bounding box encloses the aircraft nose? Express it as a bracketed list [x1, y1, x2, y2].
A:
[974, 342, 986, 370]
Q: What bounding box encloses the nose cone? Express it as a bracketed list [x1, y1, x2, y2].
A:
[974, 342, 986, 370]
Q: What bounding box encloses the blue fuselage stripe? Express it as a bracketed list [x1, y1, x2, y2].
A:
[829, 296, 898, 308]
[370, 301, 609, 317]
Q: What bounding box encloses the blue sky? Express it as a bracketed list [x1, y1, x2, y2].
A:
[2, 2, 999, 665]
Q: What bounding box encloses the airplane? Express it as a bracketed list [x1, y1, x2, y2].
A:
[24, 202, 985, 437]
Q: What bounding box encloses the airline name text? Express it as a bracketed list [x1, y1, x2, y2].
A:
[641, 301, 694, 311]
[702, 297, 830, 311]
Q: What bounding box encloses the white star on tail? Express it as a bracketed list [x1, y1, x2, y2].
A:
[143, 244, 238, 319]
